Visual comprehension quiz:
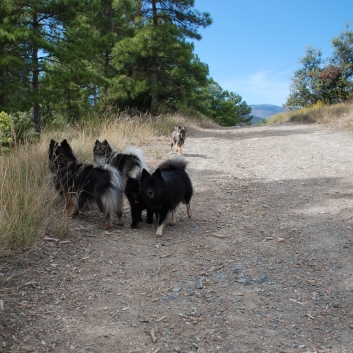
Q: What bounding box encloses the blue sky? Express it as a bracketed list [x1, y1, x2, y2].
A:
[192, 0, 352, 106]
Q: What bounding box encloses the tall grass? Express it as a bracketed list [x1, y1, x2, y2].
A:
[0, 141, 62, 257]
[0, 112, 214, 258]
[268, 100, 353, 125]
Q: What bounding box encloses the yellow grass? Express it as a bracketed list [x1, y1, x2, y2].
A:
[268, 100, 353, 125]
[0, 112, 214, 258]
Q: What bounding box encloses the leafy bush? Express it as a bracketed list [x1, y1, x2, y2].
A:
[10, 111, 40, 143]
[0, 111, 39, 151]
[0, 111, 13, 150]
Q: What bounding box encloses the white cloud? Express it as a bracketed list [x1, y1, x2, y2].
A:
[220, 70, 292, 106]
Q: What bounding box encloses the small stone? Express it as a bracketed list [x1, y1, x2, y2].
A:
[216, 273, 226, 282]
[228, 264, 242, 273]
[258, 274, 267, 284]
[195, 279, 203, 289]
[185, 281, 196, 290]
[333, 302, 340, 308]
[349, 324, 353, 329]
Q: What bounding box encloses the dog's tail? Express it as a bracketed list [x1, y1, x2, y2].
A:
[100, 164, 124, 216]
[158, 157, 187, 171]
[123, 146, 150, 172]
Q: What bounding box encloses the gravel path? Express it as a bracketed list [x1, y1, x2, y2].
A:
[1, 122, 353, 353]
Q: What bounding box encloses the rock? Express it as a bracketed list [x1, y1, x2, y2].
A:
[258, 274, 267, 284]
[228, 264, 243, 273]
[195, 279, 203, 289]
[216, 273, 226, 282]
[185, 282, 196, 291]
[159, 294, 177, 302]
[333, 302, 340, 308]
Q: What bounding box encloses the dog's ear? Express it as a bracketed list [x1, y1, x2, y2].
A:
[153, 168, 163, 179]
[49, 140, 58, 160]
[141, 168, 150, 179]
[60, 139, 75, 158]
[95, 139, 100, 145]
[102, 139, 108, 145]
[49, 139, 57, 157]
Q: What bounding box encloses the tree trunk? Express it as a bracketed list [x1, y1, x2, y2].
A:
[0, 14, 5, 108]
[104, 2, 114, 96]
[32, 12, 40, 133]
[150, 0, 158, 115]
[104, 50, 110, 95]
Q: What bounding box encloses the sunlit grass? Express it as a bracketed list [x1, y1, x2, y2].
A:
[268, 100, 353, 125]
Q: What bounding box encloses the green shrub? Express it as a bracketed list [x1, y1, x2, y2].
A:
[0, 111, 40, 151]
[0, 111, 13, 151]
[10, 111, 40, 143]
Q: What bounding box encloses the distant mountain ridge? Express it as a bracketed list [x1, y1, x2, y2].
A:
[250, 104, 286, 123]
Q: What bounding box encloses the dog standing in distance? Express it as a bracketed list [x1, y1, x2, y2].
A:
[139, 158, 193, 237]
[171, 126, 186, 155]
[49, 139, 124, 229]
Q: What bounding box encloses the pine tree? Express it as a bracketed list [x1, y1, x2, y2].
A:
[131, 0, 212, 114]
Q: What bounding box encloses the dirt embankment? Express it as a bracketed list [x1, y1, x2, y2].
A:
[1, 122, 353, 353]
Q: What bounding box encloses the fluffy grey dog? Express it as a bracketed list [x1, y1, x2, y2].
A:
[170, 126, 186, 155]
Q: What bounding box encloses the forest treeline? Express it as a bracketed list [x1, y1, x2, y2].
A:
[0, 0, 252, 132]
[286, 24, 353, 109]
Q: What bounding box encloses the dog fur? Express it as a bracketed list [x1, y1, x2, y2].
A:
[171, 126, 186, 155]
[139, 158, 193, 236]
[124, 177, 154, 228]
[93, 139, 149, 186]
[49, 139, 123, 228]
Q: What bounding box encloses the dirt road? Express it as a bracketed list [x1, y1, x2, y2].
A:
[1, 122, 353, 353]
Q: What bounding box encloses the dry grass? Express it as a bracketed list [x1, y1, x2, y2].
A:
[268, 100, 353, 125]
[0, 112, 214, 258]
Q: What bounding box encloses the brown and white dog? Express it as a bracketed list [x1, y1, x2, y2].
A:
[170, 126, 186, 155]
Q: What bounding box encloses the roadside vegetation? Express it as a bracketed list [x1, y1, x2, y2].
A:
[269, 23, 353, 125]
[268, 99, 353, 125]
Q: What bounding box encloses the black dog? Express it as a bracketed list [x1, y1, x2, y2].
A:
[124, 177, 154, 228]
[49, 139, 124, 228]
[139, 158, 193, 236]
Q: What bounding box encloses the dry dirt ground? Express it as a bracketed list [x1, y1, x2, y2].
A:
[1, 122, 353, 353]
